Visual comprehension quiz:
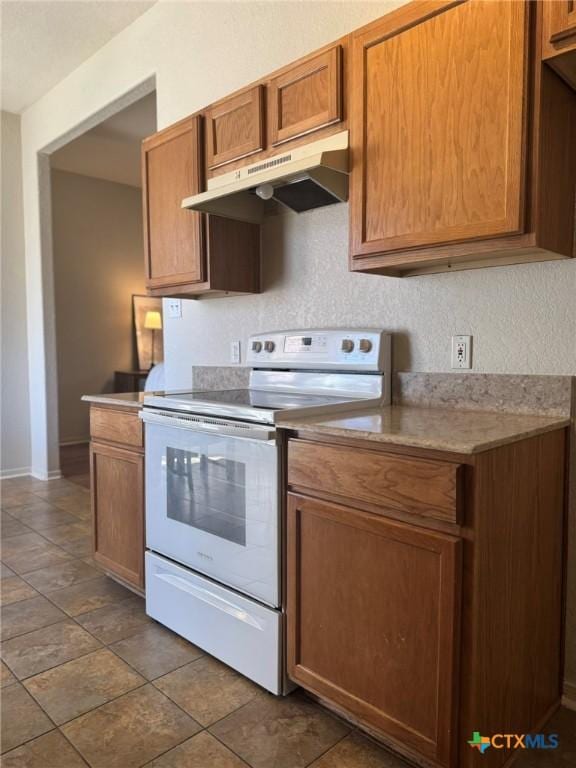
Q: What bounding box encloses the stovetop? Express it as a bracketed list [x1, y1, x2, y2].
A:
[144, 329, 391, 425]
[156, 388, 359, 411]
[143, 388, 365, 425]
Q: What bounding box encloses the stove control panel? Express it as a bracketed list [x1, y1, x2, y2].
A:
[246, 329, 391, 373]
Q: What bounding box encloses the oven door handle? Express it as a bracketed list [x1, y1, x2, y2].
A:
[140, 408, 276, 441]
[154, 571, 265, 630]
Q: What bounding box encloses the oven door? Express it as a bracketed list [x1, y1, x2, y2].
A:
[142, 409, 280, 607]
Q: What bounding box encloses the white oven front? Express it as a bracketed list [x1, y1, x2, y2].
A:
[142, 409, 280, 607]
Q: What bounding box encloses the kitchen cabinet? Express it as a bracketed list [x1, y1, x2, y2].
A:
[287, 493, 460, 766]
[205, 85, 265, 170]
[89, 405, 144, 593]
[349, 0, 576, 276]
[286, 429, 567, 768]
[206, 41, 347, 180]
[142, 114, 260, 297]
[268, 46, 342, 146]
[542, 0, 576, 89]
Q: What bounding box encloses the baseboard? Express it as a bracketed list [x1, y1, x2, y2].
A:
[562, 681, 576, 711]
[31, 469, 62, 481]
[0, 467, 32, 479]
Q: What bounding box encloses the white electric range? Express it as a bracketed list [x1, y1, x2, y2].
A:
[141, 329, 391, 694]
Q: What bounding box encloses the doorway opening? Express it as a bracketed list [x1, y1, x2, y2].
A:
[49, 92, 158, 481]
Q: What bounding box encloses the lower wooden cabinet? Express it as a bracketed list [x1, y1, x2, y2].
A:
[287, 430, 567, 768]
[89, 406, 145, 592]
[287, 493, 460, 766]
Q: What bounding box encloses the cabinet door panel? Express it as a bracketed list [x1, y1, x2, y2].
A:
[350, 0, 528, 259]
[548, 0, 576, 44]
[91, 442, 144, 590]
[143, 116, 205, 288]
[287, 493, 460, 766]
[206, 85, 264, 170]
[268, 46, 342, 146]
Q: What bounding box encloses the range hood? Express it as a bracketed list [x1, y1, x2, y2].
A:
[182, 130, 349, 224]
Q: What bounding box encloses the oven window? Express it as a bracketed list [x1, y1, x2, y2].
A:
[165, 447, 246, 546]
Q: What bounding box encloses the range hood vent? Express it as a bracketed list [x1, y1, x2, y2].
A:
[182, 130, 349, 224]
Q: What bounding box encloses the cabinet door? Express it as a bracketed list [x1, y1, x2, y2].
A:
[350, 0, 529, 260]
[547, 0, 576, 44]
[143, 115, 205, 289]
[90, 441, 144, 590]
[287, 493, 461, 767]
[268, 46, 342, 146]
[206, 85, 265, 170]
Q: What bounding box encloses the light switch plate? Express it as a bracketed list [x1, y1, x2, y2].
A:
[451, 335, 472, 369]
[167, 299, 182, 319]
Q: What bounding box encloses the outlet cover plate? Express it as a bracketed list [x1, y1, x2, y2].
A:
[451, 335, 472, 369]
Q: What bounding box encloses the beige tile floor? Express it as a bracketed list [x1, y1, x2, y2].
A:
[1, 475, 575, 767]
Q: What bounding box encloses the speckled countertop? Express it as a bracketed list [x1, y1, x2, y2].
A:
[278, 405, 570, 454]
[81, 392, 158, 409]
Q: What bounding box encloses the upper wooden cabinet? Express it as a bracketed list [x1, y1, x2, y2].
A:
[205, 85, 265, 170]
[542, 0, 576, 89]
[205, 42, 346, 180]
[268, 46, 342, 146]
[143, 115, 205, 289]
[142, 115, 260, 297]
[349, 0, 576, 276]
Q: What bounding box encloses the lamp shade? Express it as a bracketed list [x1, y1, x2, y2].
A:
[144, 310, 162, 330]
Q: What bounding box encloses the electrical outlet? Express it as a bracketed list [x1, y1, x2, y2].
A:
[451, 335, 472, 369]
[167, 299, 182, 319]
[230, 340, 241, 364]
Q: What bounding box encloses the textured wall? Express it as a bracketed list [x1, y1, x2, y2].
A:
[164, 205, 576, 387]
[1, 111, 31, 476]
[51, 170, 145, 443]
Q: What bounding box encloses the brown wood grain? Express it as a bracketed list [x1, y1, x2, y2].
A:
[458, 429, 567, 768]
[90, 441, 144, 590]
[142, 115, 260, 297]
[205, 85, 265, 170]
[142, 115, 205, 290]
[288, 439, 461, 523]
[268, 45, 342, 146]
[206, 216, 260, 293]
[349, 0, 528, 259]
[90, 407, 143, 450]
[205, 36, 350, 180]
[287, 492, 461, 766]
[542, 0, 576, 64]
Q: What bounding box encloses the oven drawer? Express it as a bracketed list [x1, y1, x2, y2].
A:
[145, 551, 282, 694]
[288, 440, 462, 524]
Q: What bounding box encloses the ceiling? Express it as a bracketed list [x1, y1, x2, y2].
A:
[51, 92, 157, 187]
[1, 0, 157, 113]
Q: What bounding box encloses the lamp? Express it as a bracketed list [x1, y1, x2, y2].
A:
[144, 310, 162, 368]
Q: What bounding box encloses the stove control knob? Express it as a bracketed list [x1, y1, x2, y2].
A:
[359, 339, 373, 353]
[341, 339, 355, 353]
[264, 341, 276, 353]
[251, 341, 263, 353]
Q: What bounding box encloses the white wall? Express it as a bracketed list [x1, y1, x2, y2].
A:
[164, 206, 576, 387]
[17, 0, 576, 460]
[51, 132, 142, 188]
[51, 170, 145, 443]
[1, 111, 31, 477]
